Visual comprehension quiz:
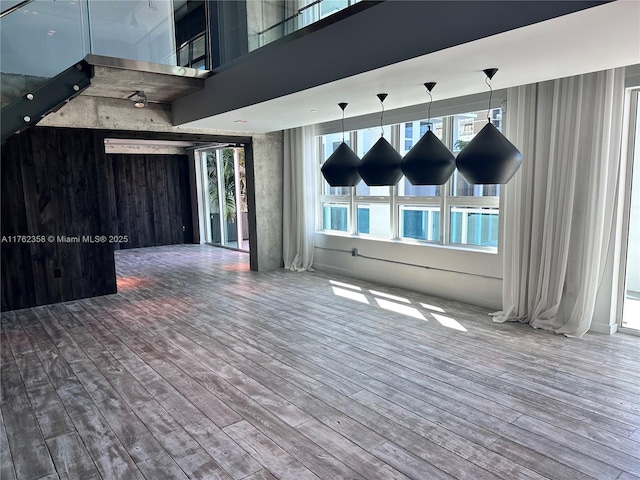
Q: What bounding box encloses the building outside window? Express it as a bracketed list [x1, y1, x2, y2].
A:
[319, 132, 350, 232]
[318, 108, 502, 249]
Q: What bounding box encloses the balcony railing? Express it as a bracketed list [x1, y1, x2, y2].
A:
[256, 0, 361, 49]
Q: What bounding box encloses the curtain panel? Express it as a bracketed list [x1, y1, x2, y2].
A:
[494, 68, 626, 337]
[283, 125, 317, 271]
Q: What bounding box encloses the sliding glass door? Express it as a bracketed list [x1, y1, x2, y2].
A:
[621, 89, 640, 331]
[202, 147, 249, 251]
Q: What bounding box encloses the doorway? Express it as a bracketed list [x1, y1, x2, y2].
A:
[200, 146, 249, 252]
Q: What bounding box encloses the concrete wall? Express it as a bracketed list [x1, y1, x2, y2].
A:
[247, 131, 284, 271]
[39, 96, 244, 137]
[104, 143, 187, 155]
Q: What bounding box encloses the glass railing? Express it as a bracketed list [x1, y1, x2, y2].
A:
[0, 0, 177, 108]
[254, 0, 361, 50]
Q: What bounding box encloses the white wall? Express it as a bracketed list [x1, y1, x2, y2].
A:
[313, 233, 502, 310]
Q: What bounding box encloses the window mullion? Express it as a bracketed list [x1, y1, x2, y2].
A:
[389, 124, 402, 240]
[442, 116, 454, 244]
[316, 136, 324, 232]
[350, 187, 356, 234]
[390, 185, 398, 239]
[448, 196, 499, 207]
[350, 130, 358, 234]
[391, 123, 401, 240]
[396, 196, 439, 205]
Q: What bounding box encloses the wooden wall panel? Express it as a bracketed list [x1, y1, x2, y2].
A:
[1, 134, 35, 309]
[107, 154, 193, 250]
[179, 154, 194, 245]
[1, 127, 117, 312]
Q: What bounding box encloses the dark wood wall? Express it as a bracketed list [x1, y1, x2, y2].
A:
[106, 153, 193, 249]
[1, 129, 195, 311]
[1, 127, 117, 311]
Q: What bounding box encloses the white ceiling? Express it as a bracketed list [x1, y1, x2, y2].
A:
[178, 0, 640, 134]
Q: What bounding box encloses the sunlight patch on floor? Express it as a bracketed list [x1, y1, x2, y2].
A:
[369, 290, 411, 304]
[332, 286, 369, 304]
[327, 279, 472, 331]
[431, 313, 468, 332]
[421, 302, 446, 313]
[375, 298, 426, 320]
[330, 280, 362, 291]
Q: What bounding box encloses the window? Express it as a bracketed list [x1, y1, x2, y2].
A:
[320, 132, 351, 196]
[318, 108, 502, 249]
[399, 205, 440, 241]
[322, 203, 349, 232]
[450, 206, 499, 246]
[404, 123, 414, 151]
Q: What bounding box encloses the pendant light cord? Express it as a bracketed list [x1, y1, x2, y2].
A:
[380, 98, 385, 137]
[486, 75, 493, 124]
[342, 109, 345, 143]
[427, 90, 433, 131]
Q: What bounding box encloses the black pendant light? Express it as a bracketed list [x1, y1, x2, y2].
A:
[321, 103, 361, 186]
[455, 68, 522, 184]
[401, 82, 456, 185]
[358, 93, 403, 186]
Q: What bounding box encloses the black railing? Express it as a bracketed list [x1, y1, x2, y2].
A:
[0, 0, 34, 18]
[258, 0, 323, 36]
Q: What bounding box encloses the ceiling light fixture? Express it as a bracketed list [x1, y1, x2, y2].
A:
[234, 119, 247, 124]
[401, 82, 455, 185]
[128, 90, 147, 108]
[358, 93, 403, 186]
[455, 68, 522, 184]
[321, 102, 361, 187]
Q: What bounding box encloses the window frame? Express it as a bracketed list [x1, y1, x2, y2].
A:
[617, 86, 640, 334]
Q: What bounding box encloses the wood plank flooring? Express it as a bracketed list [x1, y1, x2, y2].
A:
[1, 244, 639, 480]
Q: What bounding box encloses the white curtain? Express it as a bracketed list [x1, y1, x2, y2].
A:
[494, 68, 626, 337]
[283, 125, 317, 271]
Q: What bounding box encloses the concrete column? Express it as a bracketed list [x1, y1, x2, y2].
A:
[246, 131, 284, 271]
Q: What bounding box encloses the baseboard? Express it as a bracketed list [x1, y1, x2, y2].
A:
[588, 322, 618, 335]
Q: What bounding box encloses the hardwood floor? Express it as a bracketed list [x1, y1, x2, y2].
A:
[1, 244, 639, 480]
